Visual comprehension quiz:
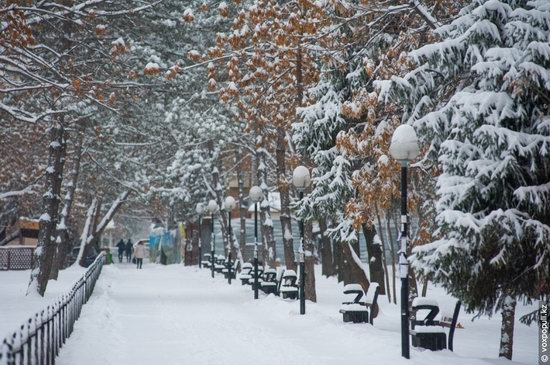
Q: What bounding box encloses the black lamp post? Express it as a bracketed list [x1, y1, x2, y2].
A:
[207, 199, 219, 279]
[196, 203, 205, 268]
[292, 165, 311, 316]
[249, 185, 264, 300]
[224, 196, 236, 285]
[389, 124, 420, 360]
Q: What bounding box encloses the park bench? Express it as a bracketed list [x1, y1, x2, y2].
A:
[410, 298, 461, 351]
[202, 253, 212, 269]
[279, 270, 298, 299]
[214, 255, 226, 273]
[275, 269, 285, 296]
[250, 266, 264, 291]
[222, 259, 240, 279]
[239, 262, 253, 285]
[259, 268, 278, 295]
[339, 282, 379, 324]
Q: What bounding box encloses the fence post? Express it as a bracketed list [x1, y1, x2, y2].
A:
[40, 311, 45, 365]
[27, 318, 32, 365]
[19, 324, 25, 364]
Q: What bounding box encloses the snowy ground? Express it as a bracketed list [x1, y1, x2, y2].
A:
[43, 263, 538, 365]
[0, 267, 86, 339]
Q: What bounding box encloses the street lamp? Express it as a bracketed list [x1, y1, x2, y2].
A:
[292, 165, 311, 315]
[207, 199, 219, 279]
[224, 196, 237, 285]
[196, 203, 205, 269]
[389, 124, 419, 360]
[249, 185, 264, 300]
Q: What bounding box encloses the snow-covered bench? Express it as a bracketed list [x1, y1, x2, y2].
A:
[279, 270, 298, 299]
[201, 253, 212, 269]
[339, 282, 379, 324]
[214, 255, 226, 273]
[250, 266, 264, 291]
[222, 259, 239, 280]
[239, 262, 253, 285]
[410, 298, 461, 351]
[259, 268, 278, 295]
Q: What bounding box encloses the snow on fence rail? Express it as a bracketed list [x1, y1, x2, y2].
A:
[0, 253, 105, 365]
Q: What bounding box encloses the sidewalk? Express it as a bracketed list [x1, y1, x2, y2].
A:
[55, 263, 537, 365]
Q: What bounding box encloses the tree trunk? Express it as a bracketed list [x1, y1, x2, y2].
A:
[363, 223, 386, 294]
[257, 149, 276, 267]
[27, 124, 66, 296]
[185, 221, 198, 266]
[235, 148, 247, 258]
[210, 158, 230, 258]
[75, 199, 98, 267]
[375, 204, 392, 303]
[499, 295, 516, 360]
[303, 221, 316, 302]
[421, 279, 429, 297]
[80, 198, 102, 266]
[51, 128, 83, 278]
[341, 240, 371, 293]
[78, 191, 130, 266]
[319, 218, 335, 277]
[276, 127, 296, 270]
[386, 209, 397, 304]
[335, 240, 345, 283]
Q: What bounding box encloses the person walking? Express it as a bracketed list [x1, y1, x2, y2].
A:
[116, 239, 125, 263]
[134, 241, 145, 269]
[125, 239, 133, 263]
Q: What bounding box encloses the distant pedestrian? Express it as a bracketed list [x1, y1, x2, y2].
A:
[134, 241, 145, 269]
[125, 239, 133, 263]
[116, 239, 125, 263]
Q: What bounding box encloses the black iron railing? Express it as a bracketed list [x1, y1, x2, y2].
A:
[0, 253, 105, 365]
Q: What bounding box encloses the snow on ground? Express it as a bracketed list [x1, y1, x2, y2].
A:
[0, 267, 86, 339]
[52, 263, 537, 365]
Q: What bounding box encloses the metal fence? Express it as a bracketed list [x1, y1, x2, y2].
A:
[0, 253, 105, 365]
[0, 247, 34, 270]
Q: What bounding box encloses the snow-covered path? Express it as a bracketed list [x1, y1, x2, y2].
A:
[56, 263, 536, 365]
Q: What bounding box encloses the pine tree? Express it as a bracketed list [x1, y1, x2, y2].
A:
[379, 0, 550, 359]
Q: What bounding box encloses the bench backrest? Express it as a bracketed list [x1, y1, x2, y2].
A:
[282, 270, 298, 286]
[364, 283, 379, 305]
[276, 269, 285, 293]
[264, 270, 277, 282]
[241, 264, 253, 275]
[448, 300, 461, 351]
[412, 297, 440, 327]
[343, 284, 365, 304]
[251, 267, 264, 278]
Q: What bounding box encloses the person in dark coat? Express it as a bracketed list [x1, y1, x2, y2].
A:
[116, 239, 125, 263]
[125, 239, 133, 263]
